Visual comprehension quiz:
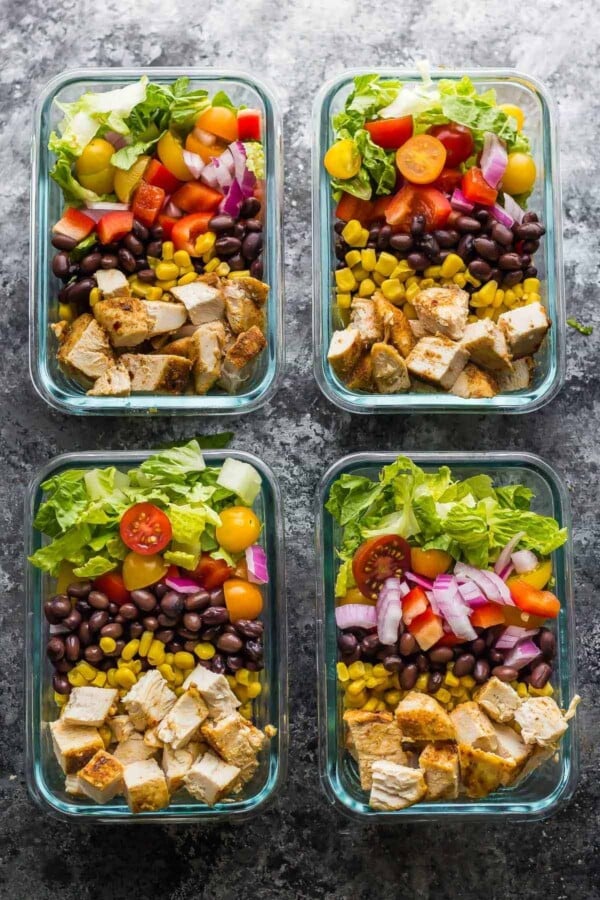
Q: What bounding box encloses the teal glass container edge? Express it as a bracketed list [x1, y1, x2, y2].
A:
[30, 68, 284, 416]
[312, 69, 565, 415]
[25, 449, 288, 823]
[315, 451, 578, 822]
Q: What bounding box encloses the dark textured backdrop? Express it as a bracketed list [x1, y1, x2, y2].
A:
[1, 0, 598, 897]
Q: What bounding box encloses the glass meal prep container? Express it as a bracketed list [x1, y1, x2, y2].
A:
[315, 452, 578, 821]
[312, 69, 565, 414]
[30, 68, 284, 416]
[25, 449, 288, 822]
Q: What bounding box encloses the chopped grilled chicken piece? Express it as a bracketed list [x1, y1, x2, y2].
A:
[497, 356, 534, 392]
[513, 697, 569, 747]
[157, 336, 194, 358]
[77, 750, 124, 804]
[408, 318, 428, 340]
[201, 714, 265, 784]
[450, 702, 498, 752]
[371, 342, 411, 393]
[395, 692, 455, 742]
[170, 280, 225, 325]
[162, 741, 205, 794]
[113, 732, 157, 765]
[184, 751, 241, 805]
[226, 276, 269, 307]
[510, 743, 558, 787]
[65, 773, 86, 797]
[183, 665, 240, 720]
[144, 300, 187, 336]
[491, 723, 531, 776]
[344, 710, 406, 791]
[223, 283, 264, 334]
[55, 313, 114, 381]
[458, 744, 516, 798]
[108, 715, 135, 744]
[121, 354, 191, 394]
[346, 352, 374, 391]
[123, 670, 177, 731]
[218, 325, 267, 393]
[156, 689, 209, 750]
[123, 759, 170, 813]
[498, 302, 550, 359]
[93, 296, 152, 348]
[94, 268, 130, 298]
[87, 362, 131, 397]
[461, 319, 513, 373]
[406, 335, 469, 390]
[413, 286, 469, 340]
[450, 364, 499, 399]
[369, 761, 427, 811]
[474, 677, 522, 723]
[327, 328, 363, 379]
[63, 687, 118, 728]
[350, 298, 383, 346]
[373, 294, 415, 357]
[419, 742, 460, 800]
[188, 321, 226, 394]
[50, 719, 104, 774]
[143, 726, 164, 750]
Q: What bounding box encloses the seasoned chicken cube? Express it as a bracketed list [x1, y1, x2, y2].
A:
[170, 280, 225, 325]
[373, 295, 415, 358]
[408, 318, 428, 340]
[183, 665, 240, 720]
[144, 300, 187, 336]
[418, 742, 460, 800]
[184, 751, 241, 805]
[158, 335, 194, 357]
[218, 326, 267, 393]
[371, 342, 411, 394]
[121, 354, 191, 394]
[113, 732, 157, 766]
[343, 710, 406, 791]
[87, 362, 131, 397]
[511, 743, 558, 786]
[94, 268, 129, 298]
[188, 321, 226, 394]
[406, 335, 469, 390]
[77, 749, 124, 804]
[64, 773, 86, 797]
[55, 313, 114, 381]
[369, 761, 427, 811]
[123, 670, 177, 731]
[461, 319, 513, 373]
[156, 689, 209, 750]
[107, 715, 135, 744]
[450, 364, 499, 399]
[498, 302, 550, 359]
[201, 714, 264, 784]
[123, 758, 170, 813]
[346, 352, 374, 391]
[413, 285, 469, 340]
[450, 702, 498, 751]
[50, 719, 104, 774]
[497, 356, 534, 392]
[327, 328, 363, 379]
[62, 687, 118, 728]
[491, 723, 531, 774]
[395, 692, 455, 742]
[350, 298, 383, 346]
[513, 697, 569, 747]
[143, 726, 164, 751]
[162, 741, 205, 794]
[227, 276, 269, 307]
[223, 283, 265, 334]
[93, 296, 152, 348]
[458, 744, 516, 798]
[474, 676, 522, 723]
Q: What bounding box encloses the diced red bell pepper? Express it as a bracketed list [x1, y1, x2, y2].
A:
[408, 607, 444, 651]
[171, 212, 212, 255]
[53, 207, 96, 242]
[171, 181, 223, 213]
[365, 115, 413, 150]
[132, 181, 166, 227]
[461, 167, 498, 206]
[470, 602, 506, 629]
[402, 587, 429, 626]
[157, 213, 179, 239]
[370, 195, 394, 223]
[335, 192, 374, 224]
[434, 631, 465, 648]
[237, 108, 262, 142]
[509, 580, 561, 619]
[97, 211, 134, 245]
[143, 158, 183, 195]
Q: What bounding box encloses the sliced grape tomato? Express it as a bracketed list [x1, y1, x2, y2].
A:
[352, 535, 412, 600]
[120, 502, 172, 555]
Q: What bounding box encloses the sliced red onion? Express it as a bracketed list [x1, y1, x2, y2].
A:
[494, 532, 526, 576]
[376, 577, 403, 614]
[240, 167, 257, 198]
[104, 131, 130, 150]
[512, 549, 539, 574]
[335, 603, 377, 631]
[220, 148, 235, 176]
[451, 188, 474, 213]
[200, 160, 221, 190]
[182, 150, 205, 179]
[481, 132, 508, 189]
[502, 639, 542, 671]
[194, 127, 217, 146]
[162, 199, 183, 219]
[499, 563, 514, 581]
[458, 581, 488, 609]
[490, 203, 514, 228]
[213, 157, 234, 191]
[405, 571, 434, 590]
[495, 625, 539, 649]
[501, 192, 525, 225]
[164, 574, 202, 594]
[377, 592, 402, 645]
[426, 589, 438, 615]
[85, 201, 130, 212]
[218, 178, 245, 217]
[433, 575, 477, 641]
[454, 562, 514, 605]
[246, 544, 268, 584]
[228, 141, 247, 184]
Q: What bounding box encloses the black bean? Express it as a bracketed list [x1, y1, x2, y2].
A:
[100, 242, 119, 254]
[456, 215, 481, 233]
[217, 632, 243, 654]
[235, 619, 264, 639]
[47, 637, 65, 661]
[215, 236, 242, 258]
[429, 646, 453, 664]
[502, 270, 524, 287]
[250, 258, 264, 279]
[360, 634, 380, 657]
[100, 254, 119, 269]
[538, 629, 556, 658]
[242, 232, 263, 261]
[468, 259, 492, 280]
[490, 222, 514, 247]
[130, 589, 157, 612]
[209, 589, 226, 608]
[118, 604, 139, 622]
[433, 229, 459, 249]
[62, 609, 82, 632]
[411, 215, 426, 237]
[54, 659, 73, 674]
[376, 225, 392, 251]
[454, 653, 476, 676]
[52, 252, 71, 279]
[53, 674, 71, 695]
[400, 664, 418, 690]
[407, 252, 428, 272]
[488, 268, 501, 284]
[156, 629, 175, 644]
[146, 240, 163, 259]
[382, 655, 403, 672]
[414, 653, 428, 673]
[399, 633, 417, 656]
[202, 626, 221, 643]
[160, 591, 185, 618]
[117, 248, 137, 273]
[157, 613, 178, 628]
[182, 612, 202, 632]
[135, 257, 150, 272]
[529, 662, 552, 688]
[244, 218, 263, 232]
[67, 582, 91, 599]
[488, 649, 505, 665]
[473, 659, 490, 684]
[420, 234, 440, 259]
[114, 615, 124, 625]
[492, 665, 518, 682]
[78, 622, 92, 646]
[203, 607, 229, 627]
[522, 211, 539, 224]
[132, 220, 150, 241]
[427, 671, 443, 692]
[457, 234, 475, 258]
[211, 655, 227, 674]
[473, 237, 500, 261]
[226, 655, 245, 672]
[88, 611, 109, 632]
[245, 639, 263, 662]
[209, 214, 236, 234]
[469, 638, 486, 658]
[68, 278, 95, 304]
[389, 233, 413, 252]
[520, 254, 532, 268]
[129, 622, 144, 639]
[79, 252, 102, 275]
[185, 591, 210, 612]
[100, 622, 123, 640]
[475, 209, 491, 226]
[498, 252, 522, 270]
[84, 645, 103, 664]
[150, 224, 164, 241]
[107, 603, 119, 616]
[49, 595, 72, 620]
[137, 268, 156, 283]
[515, 222, 545, 241]
[240, 197, 261, 218]
[522, 239, 540, 254]
[334, 239, 346, 261]
[65, 634, 81, 661]
[524, 266, 538, 278]
[67, 264, 80, 279]
[52, 233, 78, 251]
[88, 590, 109, 611]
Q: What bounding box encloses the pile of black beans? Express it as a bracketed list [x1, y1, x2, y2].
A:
[338, 623, 556, 692]
[45, 580, 264, 695]
[52, 220, 164, 307]
[207, 196, 264, 279]
[334, 209, 545, 289]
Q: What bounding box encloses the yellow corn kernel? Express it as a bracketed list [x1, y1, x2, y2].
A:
[444, 671, 460, 688]
[361, 248, 377, 272]
[464, 272, 482, 288]
[158, 663, 176, 682]
[226, 675, 237, 689]
[117, 658, 133, 669]
[99, 725, 112, 749]
[424, 265, 443, 279]
[403, 301, 417, 319]
[352, 265, 369, 283]
[461, 675, 476, 690]
[479, 280, 498, 304]
[138, 631, 154, 658]
[523, 277, 541, 293]
[527, 292, 542, 305]
[146, 286, 164, 301]
[239, 702, 253, 720]
[130, 659, 142, 674]
[228, 270, 251, 279]
[54, 691, 68, 706]
[164, 652, 174, 666]
[391, 264, 415, 283]
[336, 292, 352, 309]
[371, 663, 387, 679]
[513, 283, 524, 299]
[372, 271, 385, 286]
[236, 668, 251, 686]
[148, 640, 166, 667]
[482, 308, 495, 319]
[193, 232, 216, 256]
[345, 250, 362, 268]
[99, 636, 117, 655]
[172, 669, 184, 687]
[363, 663, 373, 676]
[122, 639, 140, 661]
[381, 278, 404, 303]
[405, 275, 420, 288]
[358, 278, 376, 298]
[172, 651, 194, 671]
[440, 253, 465, 278]
[173, 686, 184, 698]
[504, 289, 517, 307]
[434, 688, 452, 704]
[58, 302, 75, 322]
[155, 262, 179, 281]
[215, 262, 231, 277]
[247, 682, 262, 699]
[470, 292, 491, 309]
[204, 257, 221, 273]
[106, 668, 118, 688]
[131, 281, 151, 298]
[115, 668, 137, 690]
[453, 273, 468, 288]
[247, 670, 260, 684]
[78, 662, 97, 681]
[173, 249, 192, 268]
[88, 286, 102, 307]
[382, 689, 400, 707]
[347, 678, 367, 697]
[194, 642, 216, 661]
[415, 673, 429, 692]
[345, 690, 368, 708]
[405, 282, 420, 303]
[516, 682, 529, 699]
[467, 314, 479, 324]
[162, 241, 174, 260]
[365, 676, 378, 689]
[529, 682, 554, 697]
[418, 278, 435, 290]
[341, 219, 363, 246]
[335, 267, 357, 293]
[235, 684, 250, 703]
[374, 252, 397, 277]
[362, 697, 379, 712]
[493, 289, 505, 308]
[347, 661, 365, 680]
[450, 685, 465, 698]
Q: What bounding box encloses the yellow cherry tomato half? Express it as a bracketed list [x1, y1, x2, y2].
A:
[114, 154, 150, 203]
[122, 551, 168, 591]
[507, 558, 552, 592]
[410, 547, 452, 580]
[223, 579, 263, 621]
[216, 506, 261, 554]
[501, 152, 537, 196]
[499, 103, 525, 132]
[75, 138, 116, 194]
[157, 130, 194, 181]
[324, 139, 362, 180]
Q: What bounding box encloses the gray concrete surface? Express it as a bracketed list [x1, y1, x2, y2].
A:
[0, 0, 598, 897]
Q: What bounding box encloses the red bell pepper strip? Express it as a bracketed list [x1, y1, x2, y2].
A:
[171, 212, 212, 255]
[53, 207, 96, 242]
[97, 211, 134, 244]
[171, 182, 223, 213]
[131, 182, 166, 227]
[143, 158, 182, 195]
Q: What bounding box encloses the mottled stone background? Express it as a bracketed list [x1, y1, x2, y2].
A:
[1, 0, 598, 897]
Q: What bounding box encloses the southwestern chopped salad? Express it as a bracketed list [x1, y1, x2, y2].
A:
[49, 78, 268, 398]
[325, 71, 550, 399]
[30, 442, 275, 813]
[326, 457, 579, 810]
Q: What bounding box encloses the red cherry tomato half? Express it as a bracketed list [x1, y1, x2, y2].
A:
[237, 108, 262, 142]
[352, 535, 412, 600]
[192, 553, 233, 590]
[432, 167, 463, 196]
[365, 115, 413, 150]
[428, 124, 474, 168]
[93, 572, 130, 606]
[461, 167, 498, 206]
[120, 503, 172, 556]
[385, 184, 451, 233]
